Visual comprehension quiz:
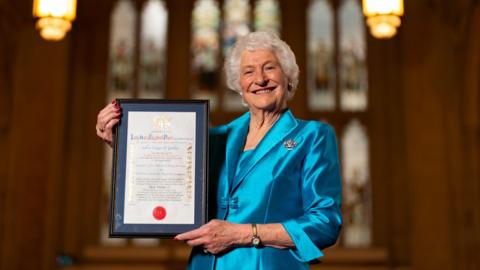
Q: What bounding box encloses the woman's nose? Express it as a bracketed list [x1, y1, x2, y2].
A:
[254, 71, 268, 85]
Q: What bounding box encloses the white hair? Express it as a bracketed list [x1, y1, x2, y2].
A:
[224, 31, 300, 100]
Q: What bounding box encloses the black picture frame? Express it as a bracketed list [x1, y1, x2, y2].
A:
[109, 99, 209, 238]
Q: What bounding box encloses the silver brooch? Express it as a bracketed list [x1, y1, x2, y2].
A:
[283, 139, 297, 150]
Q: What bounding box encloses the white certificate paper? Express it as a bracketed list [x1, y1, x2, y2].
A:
[123, 112, 196, 224]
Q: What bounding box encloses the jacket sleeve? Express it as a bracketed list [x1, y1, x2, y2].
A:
[282, 123, 342, 263]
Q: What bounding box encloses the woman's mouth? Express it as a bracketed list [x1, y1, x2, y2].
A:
[252, 87, 276, 94]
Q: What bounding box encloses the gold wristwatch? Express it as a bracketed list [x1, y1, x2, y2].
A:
[251, 224, 261, 247]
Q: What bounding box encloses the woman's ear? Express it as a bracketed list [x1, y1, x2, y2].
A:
[287, 82, 293, 91]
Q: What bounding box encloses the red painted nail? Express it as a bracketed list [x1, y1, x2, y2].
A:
[111, 99, 116, 104]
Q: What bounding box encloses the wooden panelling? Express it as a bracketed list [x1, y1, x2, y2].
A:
[60, 0, 113, 255]
[0, 23, 72, 270]
[460, 3, 480, 270]
[367, 27, 411, 266]
[400, 0, 477, 269]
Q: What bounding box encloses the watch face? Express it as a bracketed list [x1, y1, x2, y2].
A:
[252, 237, 260, 246]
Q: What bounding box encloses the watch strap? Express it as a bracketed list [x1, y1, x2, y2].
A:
[251, 223, 261, 247]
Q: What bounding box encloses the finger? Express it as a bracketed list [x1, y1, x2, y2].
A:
[100, 110, 119, 124]
[186, 237, 206, 247]
[96, 123, 106, 132]
[98, 111, 121, 129]
[103, 119, 119, 144]
[101, 109, 122, 123]
[96, 102, 120, 143]
[210, 248, 226, 255]
[96, 128, 104, 138]
[105, 118, 120, 130]
[176, 228, 204, 241]
[176, 231, 198, 241]
[100, 129, 110, 141]
[97, 103, 117, 119]
[96, 116, 118, 136]
[97, 103, 121, 123]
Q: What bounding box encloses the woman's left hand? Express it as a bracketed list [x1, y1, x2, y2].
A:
[175, 219, 249, 255]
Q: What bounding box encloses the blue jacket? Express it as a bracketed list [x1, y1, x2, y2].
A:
[189, 110, 342, 270]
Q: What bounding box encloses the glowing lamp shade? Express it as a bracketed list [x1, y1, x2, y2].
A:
[362, 0, 404, 39]
[33, 0, 77, 41]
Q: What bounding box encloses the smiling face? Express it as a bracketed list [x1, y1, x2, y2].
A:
[239, 49, 289, 114]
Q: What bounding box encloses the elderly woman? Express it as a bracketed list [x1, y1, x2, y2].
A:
[96, 31, 341, 270]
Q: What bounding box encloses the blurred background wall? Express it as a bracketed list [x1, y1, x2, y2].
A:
[0, 0, 479, 269]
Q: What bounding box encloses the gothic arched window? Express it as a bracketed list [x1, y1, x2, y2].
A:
[308, 0, 371, 248]
[102, 0, 168, 247]
[190, 0, 282, 112]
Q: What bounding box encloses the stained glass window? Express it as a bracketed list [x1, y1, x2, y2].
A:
[138, 0, 168, 98]
[339, 0, 368, 111]
[133, 0, 167, 245]
[309, 0, 371, 247]
[222, 0, 251, 55]
[191, 0, 221, 109]
[307, 0, 335, 111]
[222, 0, 252, 111]
[341, 119, 371, 247]
[102, 0, 168, 247]
[102, 0, 138, 247]
[254, 0, 281, 35]
[107, 0, 137, 98]
[189, 0, 283, 112]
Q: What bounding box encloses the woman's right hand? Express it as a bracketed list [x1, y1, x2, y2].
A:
[96, 100, 122, 146]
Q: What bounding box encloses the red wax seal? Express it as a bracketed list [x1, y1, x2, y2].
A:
[153, 206, 167, 220]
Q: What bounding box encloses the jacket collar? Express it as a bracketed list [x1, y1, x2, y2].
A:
[225, 109, 299, 193]
[224, 111, 250, 192]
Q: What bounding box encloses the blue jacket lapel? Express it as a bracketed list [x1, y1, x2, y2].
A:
[230, 110, 299, 193]
[224, 112, 250, 192]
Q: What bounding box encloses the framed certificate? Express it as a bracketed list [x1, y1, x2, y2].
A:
[109, 99, 209, 237]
